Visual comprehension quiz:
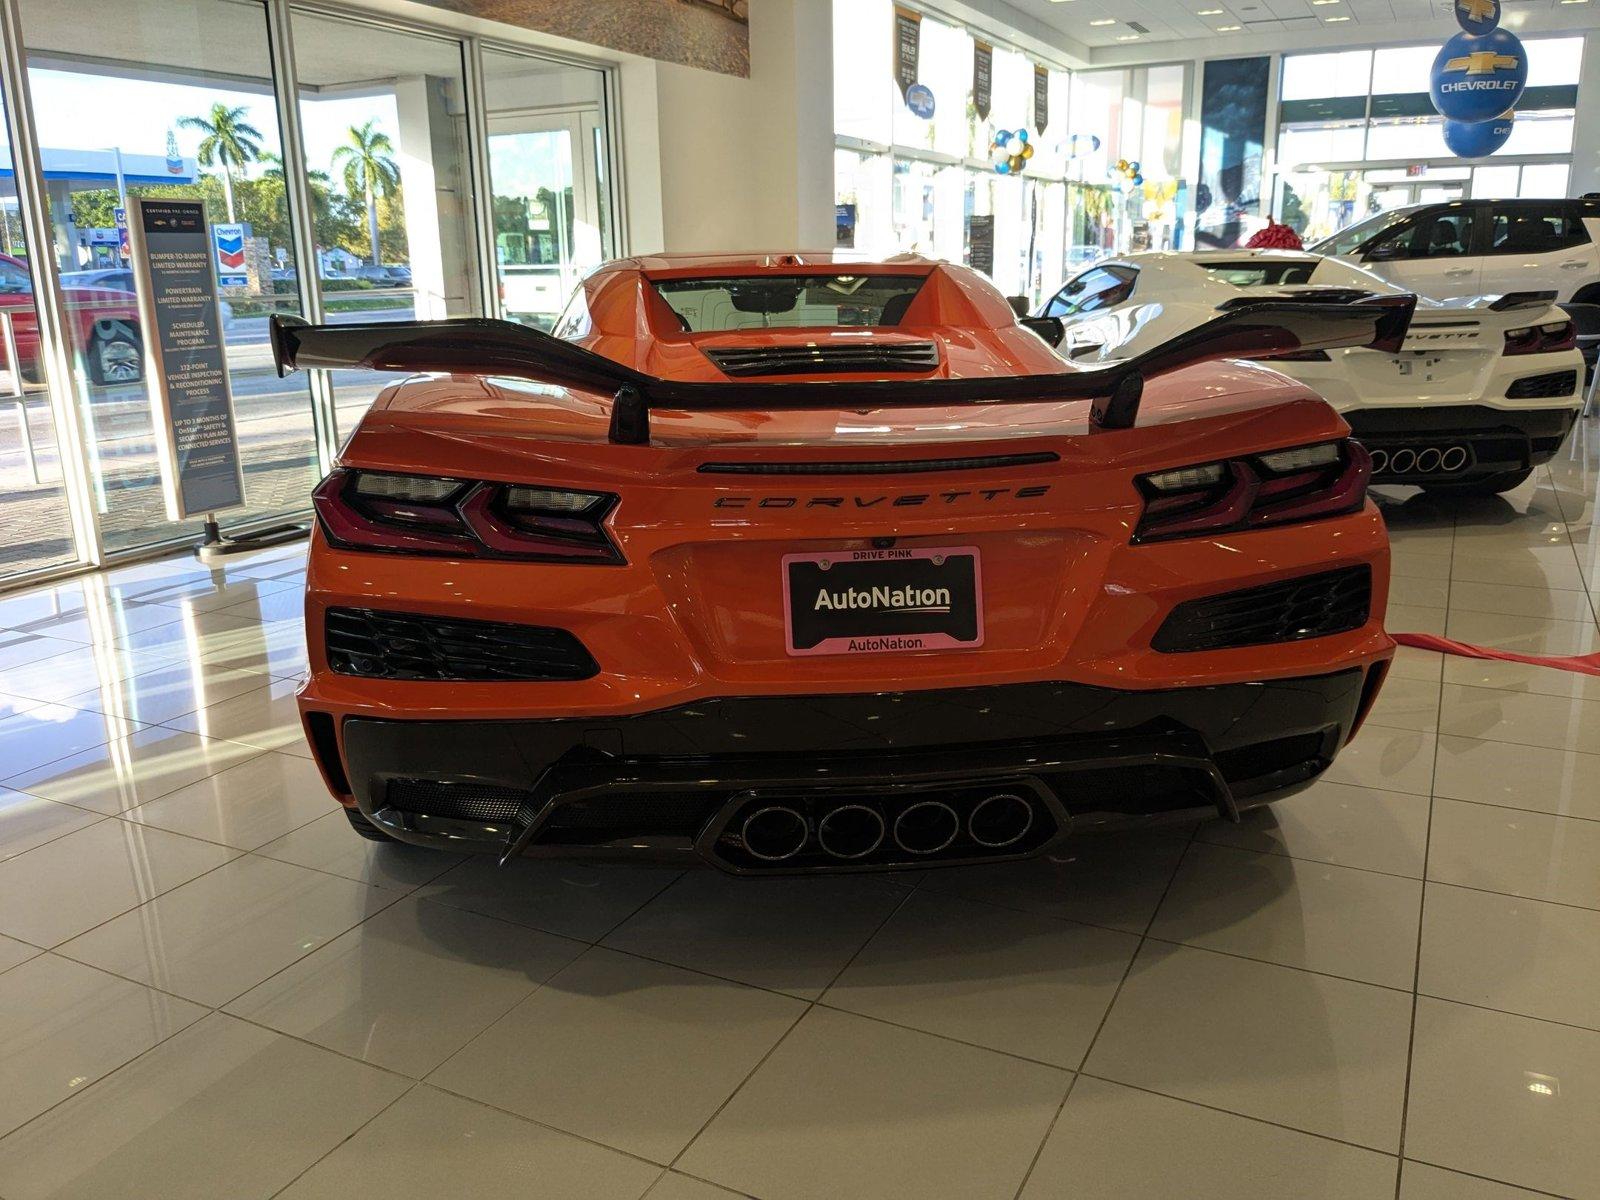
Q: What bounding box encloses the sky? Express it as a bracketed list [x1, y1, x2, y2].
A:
[25, 70, 399, 184]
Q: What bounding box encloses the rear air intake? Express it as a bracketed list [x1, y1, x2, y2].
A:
[697, 451, 1058, 475]
[1152, 566, 1372, 653]
[325, 607, 597, 681]
[386, 779, 526, 824]
[705, 342, 940, 377]
[1505, 370, 1578, 399]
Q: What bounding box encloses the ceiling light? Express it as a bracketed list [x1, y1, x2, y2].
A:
[1324, 13, 1350, 19]
[1312, 0, 1339, 5]
[1198, 6, 1224, 12]
[1116, 33, 1140, 38]
[1090, 17, 1117, 24]
[1559, 1, 1588, 5]
[1217, 23, 1242, 30]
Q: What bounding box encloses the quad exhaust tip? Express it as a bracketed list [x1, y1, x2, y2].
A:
[1369, 448, 1389, 474]
[817, 804, 886, 860]
[968, 792, 1035, 849]
[741, 806, 808, 861]
[1372, 444, 1471, 477]
[892, 800, 962, 856]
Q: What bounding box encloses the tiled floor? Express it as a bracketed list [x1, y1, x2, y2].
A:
[2, 421, 1600, 1198]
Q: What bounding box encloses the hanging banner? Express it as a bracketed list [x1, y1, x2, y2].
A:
[1034, 64, 1050, 134]
[127, 198, 245, 520]
[973, 41, 993, 120]
[893, 6, 920, 99]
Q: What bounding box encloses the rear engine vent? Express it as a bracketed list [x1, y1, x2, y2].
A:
[1506, 370, 1578, 400]
[386, 779, 526, 824]
[326, 607, 597, 681]
[705, 341, 939, 377]
[698, 451, 1058, 476]
[1152, 566, 1372, 653]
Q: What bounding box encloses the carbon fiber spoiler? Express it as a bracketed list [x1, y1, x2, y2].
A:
[1486, 290, 1559, 312]
[269, 294, 1415, 444]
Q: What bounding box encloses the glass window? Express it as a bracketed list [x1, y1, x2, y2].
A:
[1311, 207, 1414, 257]
[1525, 37, 1584, 87]
[1472, 165, 1521, 199]
[482, 49, 615, 338]
[832, 0, 893, 145]
[1197, 260, 1320, 286]
[19, 0, 318, 559]
[1370, 210, 1476, 260]
[1488, 206, 1589, 254]
[291, 10, 480, 439]
[1370, 46, 1436, 96]
[654, 274, 927, 331]
[1365, 116, 1445, 161]
[1042, 265, 1134, 316]
[1281, 51, 1372, 101]
[1519, 164, 1571, 199]
[1501, 113, 1575, 156]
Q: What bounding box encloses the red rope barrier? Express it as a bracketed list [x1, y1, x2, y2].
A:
[1392, 632, 1600, 678]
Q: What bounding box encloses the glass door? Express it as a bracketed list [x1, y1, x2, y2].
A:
[482, 49, 614, 331]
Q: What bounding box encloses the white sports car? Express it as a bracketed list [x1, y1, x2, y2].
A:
[1035, 250, 1585, 495]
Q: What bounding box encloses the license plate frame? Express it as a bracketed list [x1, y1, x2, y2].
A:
[781, 546, 984, 657]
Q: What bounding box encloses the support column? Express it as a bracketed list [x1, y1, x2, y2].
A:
[393, 74, 472, 320]
[1571, 34, 1600, 198]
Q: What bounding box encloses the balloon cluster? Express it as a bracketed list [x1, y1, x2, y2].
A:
[1112, 158, 1143, 188]
[989, 129, 1034, 175]
[1429, 0, 1524, 157]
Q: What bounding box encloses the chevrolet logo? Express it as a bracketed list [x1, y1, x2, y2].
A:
[1444, 51, 1518, 74]
[1456, 0, 1496, 22]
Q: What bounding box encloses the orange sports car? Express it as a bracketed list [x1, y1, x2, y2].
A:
[272, 253, 1409, 874]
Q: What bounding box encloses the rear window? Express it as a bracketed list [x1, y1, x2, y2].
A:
[653, 274, 926, 332]
[1198, 261, 1320, 286]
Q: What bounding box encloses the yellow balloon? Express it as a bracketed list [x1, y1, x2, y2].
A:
[1009, 154, 1026, 172]
[1117, 158, 1128, 171]
[1021, 142, 1035, 159]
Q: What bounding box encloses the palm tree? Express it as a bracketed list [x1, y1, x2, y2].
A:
[176, 103, 263, 221]
[331, 120, 400, 266]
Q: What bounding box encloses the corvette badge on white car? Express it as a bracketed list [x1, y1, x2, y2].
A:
[1036, 249, 1585, 496]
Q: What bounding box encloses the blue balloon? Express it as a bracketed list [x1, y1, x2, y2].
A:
[905, 83, 935, 120]
[994, 129, 1011, 142]
[1015, 129, 1029, 142]
[995, 160, 1012, 174]
[1453, 0, 1499, 36]
[1443, 112, 1514, 157]
[1431, 29, 1527, 124]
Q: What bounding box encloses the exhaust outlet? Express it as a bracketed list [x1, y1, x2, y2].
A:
[741, 806, 808, 862]
[1389, 448, 1417, 475]
[893, 800, 961, 856]
[1441, 445, 1468, 472]
[968, 792, 1034, 849]
[1416, 447, 1443, 474]
[817, 804, 885, 860]
[1369, 448, 1390, 475]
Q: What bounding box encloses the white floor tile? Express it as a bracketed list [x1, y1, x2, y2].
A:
[0, 1012, 407, 1200]
[1439, 683, 1600, 753]
[0, 788, 102, 860]
[63, 659, 273, 728]
[416, 858, 680, 943]
[1197, 779, 1431, 878]
[3, 726, 264, 815]
[1149, 842, 1421, 988]
[1399, 1161, 1550, 1199]
[1427, 799, 1600, 911]
[254, 808, 463, 891]
[1320, 726, 1437, 797]
[57, 854, 396, 1006]
[226, 895, 583, 1077]
[0, 704, 147, 778]
[1432, 735, 1600, 820]
[1406, 998, 1600, 1200]
[276, 1085, 662, 1200]
[0, 820, 237, 947]
[0, 954, 206, 1137]
[824, 888, 1139, 1067]
[430, 947, 804, 1164]
[678, 1004, 1068, 1200]
[1021, 1076, 1397, 1199]
[603, 869, 909, 999]
[161, 676, 311, 758]
[1085, 942, 1412, 1151]
[122, 751, 331, 850]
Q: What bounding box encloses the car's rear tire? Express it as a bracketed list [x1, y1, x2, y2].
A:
[1420, 467, 1533, 497]
[87, 322, 143, 386]
[345, 808, 392, 842]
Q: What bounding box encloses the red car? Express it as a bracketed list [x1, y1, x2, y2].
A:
[273, 253, 1408, 874]
[0, 254, 143, 385]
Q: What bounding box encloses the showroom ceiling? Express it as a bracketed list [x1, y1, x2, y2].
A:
[1012, 0, 1594, 49]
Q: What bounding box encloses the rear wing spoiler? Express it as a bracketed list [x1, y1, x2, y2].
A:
[1487, 290, 1559, 313]
[269, 294, 1415, 444]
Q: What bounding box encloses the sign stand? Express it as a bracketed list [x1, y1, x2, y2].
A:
[127, 198, 306, 566]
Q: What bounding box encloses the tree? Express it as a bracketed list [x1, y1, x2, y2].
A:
[331, 120, 400, 265]
[176, 104, 264, 221]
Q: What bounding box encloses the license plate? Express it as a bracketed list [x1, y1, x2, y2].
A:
[782, 546, 983, 656]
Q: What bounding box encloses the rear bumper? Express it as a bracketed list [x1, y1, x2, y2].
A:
[1345, 404, 1578, 484]
[320, 667, 1384, 873]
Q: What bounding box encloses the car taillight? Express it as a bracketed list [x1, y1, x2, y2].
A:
[1504, 320, 1577, 356]
[312, 469, 622, 563]
[1134, 440, 1370, 543]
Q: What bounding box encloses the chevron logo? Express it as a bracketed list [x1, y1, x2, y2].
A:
[1457, 0, 1496, 22]
[1444, 51, 1518, 75]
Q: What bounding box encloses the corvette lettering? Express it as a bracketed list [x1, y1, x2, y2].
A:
[715, 484, 1050, 509]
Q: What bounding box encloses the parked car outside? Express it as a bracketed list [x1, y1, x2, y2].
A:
[356, 265, 412, 288]
[0, 253, 143, 385]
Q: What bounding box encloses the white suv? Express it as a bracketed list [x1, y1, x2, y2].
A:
[1312, 199, 1600, 305]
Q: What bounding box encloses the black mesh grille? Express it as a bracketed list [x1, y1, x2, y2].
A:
[1152, 566, 1372, 653]
[1506, 370, 1578, 399]
[326, 607, 597, 681]
[386, 779, 527, 823]
[705, 342, 939, 377]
